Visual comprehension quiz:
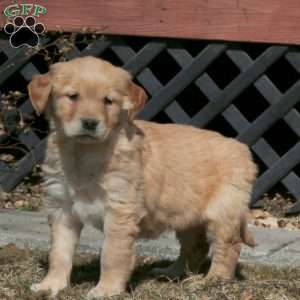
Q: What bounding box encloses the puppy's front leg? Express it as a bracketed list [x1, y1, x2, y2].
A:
[31, 209, 82, 297]
[87, 211, 137, 299]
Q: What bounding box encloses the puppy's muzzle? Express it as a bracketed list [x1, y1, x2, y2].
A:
[81, 118, 99, 131]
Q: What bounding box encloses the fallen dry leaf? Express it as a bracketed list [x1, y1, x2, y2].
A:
[241, 290, 253, 300]
[250, 209, 271, 220]
[277, 219, 287, 228]
[0, 154, 14, 162]
[254, 216, 278, 228]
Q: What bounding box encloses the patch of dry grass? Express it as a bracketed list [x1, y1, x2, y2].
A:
[0, 244, 299, 300]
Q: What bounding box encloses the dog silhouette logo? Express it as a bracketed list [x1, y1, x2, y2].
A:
[3, 3, 47, 48]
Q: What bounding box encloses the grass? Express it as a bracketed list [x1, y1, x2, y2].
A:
[0, 244, 299, 300]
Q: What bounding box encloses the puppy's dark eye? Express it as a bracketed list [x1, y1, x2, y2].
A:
[104, 96, 113, 105]
[69, 93, 79, 101]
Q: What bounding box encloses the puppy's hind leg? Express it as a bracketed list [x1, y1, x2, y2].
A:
[203, 185, 253, 281]
[205, 220, 241, 281]
[152, 227, 209, 279]
[31, 209, 83, 297]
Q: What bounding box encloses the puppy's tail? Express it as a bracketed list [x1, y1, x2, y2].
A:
[240, 216, 256, 247]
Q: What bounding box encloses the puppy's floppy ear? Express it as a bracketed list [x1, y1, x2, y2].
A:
[27, 73, 51, 115]
[126, 82, 148, 121]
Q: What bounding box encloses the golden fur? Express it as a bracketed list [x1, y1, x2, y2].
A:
[28, 56, 257, 299]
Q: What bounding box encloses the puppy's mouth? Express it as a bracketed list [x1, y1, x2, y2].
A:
[73, 130, 109, 143]
[75, 134, 99, 140]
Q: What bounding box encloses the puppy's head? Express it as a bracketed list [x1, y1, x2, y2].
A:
[28, 56, 147, 142]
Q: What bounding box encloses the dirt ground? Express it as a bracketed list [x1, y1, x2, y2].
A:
[0, 244, 299, 300]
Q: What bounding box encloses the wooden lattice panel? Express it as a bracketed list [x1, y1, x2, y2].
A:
[1, 35, 300, 213]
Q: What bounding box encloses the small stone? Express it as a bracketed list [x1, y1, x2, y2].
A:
[14, 200, 24, 208]
[4, 202, 13, 209]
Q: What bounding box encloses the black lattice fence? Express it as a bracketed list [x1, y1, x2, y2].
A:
[1, 34, 300, 213]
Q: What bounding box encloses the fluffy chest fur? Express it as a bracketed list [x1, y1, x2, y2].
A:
[43, 131, 144, 230]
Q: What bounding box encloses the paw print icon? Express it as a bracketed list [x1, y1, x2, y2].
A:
[4, 16, 45, 48]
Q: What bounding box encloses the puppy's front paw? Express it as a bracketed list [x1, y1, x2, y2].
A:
[31, 278, 68, 297]
[87, 285, 123, 299]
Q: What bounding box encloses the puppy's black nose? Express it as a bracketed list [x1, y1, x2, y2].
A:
[81, 118, 98, 131]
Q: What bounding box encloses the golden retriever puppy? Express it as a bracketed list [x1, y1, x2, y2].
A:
[28, 56, 257, 299]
